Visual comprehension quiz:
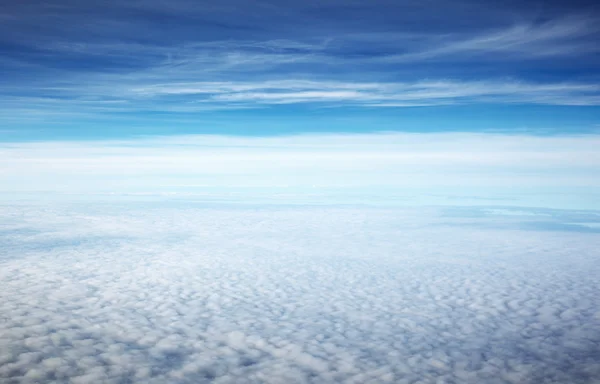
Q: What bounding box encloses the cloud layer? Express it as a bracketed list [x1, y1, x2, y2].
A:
[1, 203, 600, 383]
[2, 132, 600, 210]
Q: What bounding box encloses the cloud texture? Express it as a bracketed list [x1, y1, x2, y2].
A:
[1, 203, 599, 383]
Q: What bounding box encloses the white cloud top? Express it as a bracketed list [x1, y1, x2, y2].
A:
[1, 204, 599, 383]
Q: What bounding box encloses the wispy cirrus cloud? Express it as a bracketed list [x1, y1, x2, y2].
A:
[188, 80, 600, 106]
[380, 15, 600, 62]
[1, 79, 598, 121]
[15, 15, 599, 75]
[1, 14, 598, 122]
[1, 1, 599, 135]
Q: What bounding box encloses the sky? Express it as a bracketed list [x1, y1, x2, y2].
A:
[1, 0, 600, 205]
[1, 0, 599, 139]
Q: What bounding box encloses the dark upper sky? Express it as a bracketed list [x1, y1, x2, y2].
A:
[1, 0, 599, 139]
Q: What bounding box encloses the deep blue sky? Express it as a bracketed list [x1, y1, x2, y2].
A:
[1, 0, 599, 140]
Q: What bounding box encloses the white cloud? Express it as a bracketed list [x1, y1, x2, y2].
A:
[1, 204, 599, 383]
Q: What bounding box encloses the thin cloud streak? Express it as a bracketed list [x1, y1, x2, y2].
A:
[380, 15, 600, 62]
[1, 80, 599, 121]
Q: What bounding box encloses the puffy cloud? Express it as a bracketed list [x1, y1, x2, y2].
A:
[1, 203, 599, 383]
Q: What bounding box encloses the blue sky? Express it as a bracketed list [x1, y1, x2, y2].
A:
[1, 0, 600, 209]
[1, 0, 599, 139]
